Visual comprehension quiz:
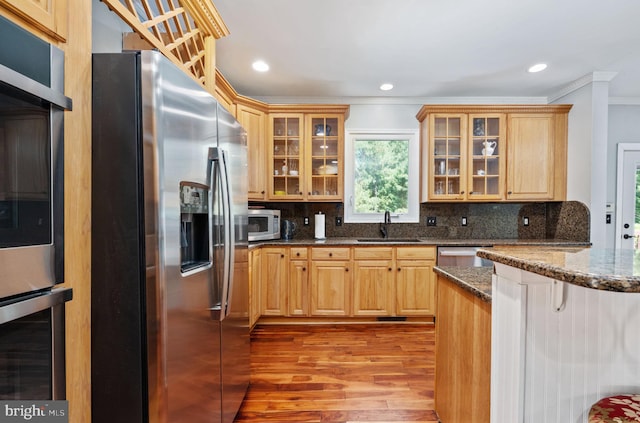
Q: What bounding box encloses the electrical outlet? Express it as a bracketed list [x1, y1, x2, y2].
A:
[335, 216, 342, 226]
[303, 216, 310, 226]
[523, 216, 529, 226]
[426, 216, 437, 226]
[461, 216, 467, 226]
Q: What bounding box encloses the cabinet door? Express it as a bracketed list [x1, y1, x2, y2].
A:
[1, 0, 68, 41]
[249, 249, 262, 327]
[507, 114, 555, 200]
[310, 261, 351, 316]
[268, 114, 304, 200]
[260, 247, 288, 316]
[353, 259, 394, 316]
[288, 260, 309, 316]
[306, 114, 344, 201]
[396, 259, 436, 316]
[237, 105, 267, 200]
[467, 114, 506, 200]
[430, 114, 467, 200]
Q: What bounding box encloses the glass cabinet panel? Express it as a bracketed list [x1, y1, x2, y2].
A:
[468, 115, 504, 199]
[432, 116, 463, 197]
[309, 117, 340, 198]
[271, 116, 302, 197]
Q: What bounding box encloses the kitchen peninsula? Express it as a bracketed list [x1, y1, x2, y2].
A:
[477, 246, 640, 423]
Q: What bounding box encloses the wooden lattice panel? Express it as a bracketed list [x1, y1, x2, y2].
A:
[102, 0, 228, 87]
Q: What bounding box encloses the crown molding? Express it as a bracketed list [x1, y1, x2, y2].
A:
[548, 72, 618, 103]
[253, 96, 548, 106]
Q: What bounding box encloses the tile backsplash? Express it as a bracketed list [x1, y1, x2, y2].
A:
[249, 201, 590, 242]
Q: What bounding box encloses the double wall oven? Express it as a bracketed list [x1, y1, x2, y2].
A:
[0, 16, 72, 401]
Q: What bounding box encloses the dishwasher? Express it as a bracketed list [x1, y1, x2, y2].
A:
[436, 246, 493, 267]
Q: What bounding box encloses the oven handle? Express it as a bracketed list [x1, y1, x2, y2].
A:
[0, 288, 72, 324]
[0, 62, 72, 110]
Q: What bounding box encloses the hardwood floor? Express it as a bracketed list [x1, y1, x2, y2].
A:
[234, 324, 439, 423]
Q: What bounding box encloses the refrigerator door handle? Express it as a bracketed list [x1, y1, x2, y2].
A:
[208, 147, 234, 321]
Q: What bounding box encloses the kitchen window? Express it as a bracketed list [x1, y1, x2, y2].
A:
[344, 129, 419, 223]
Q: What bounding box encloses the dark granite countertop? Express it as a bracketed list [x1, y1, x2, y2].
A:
[477, 246, 640, 293]
[250, 237, 589, 249]
[433, 266, 493, 303]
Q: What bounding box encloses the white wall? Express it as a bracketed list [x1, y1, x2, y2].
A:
[606, 105, 640, 247]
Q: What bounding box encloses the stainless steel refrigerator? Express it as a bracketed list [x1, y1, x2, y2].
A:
[91, 50, 249, 423]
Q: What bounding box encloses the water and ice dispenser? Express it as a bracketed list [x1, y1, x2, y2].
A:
[179, 182, 210, 273]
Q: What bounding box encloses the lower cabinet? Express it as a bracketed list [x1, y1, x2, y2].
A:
[435, 274, 491, 423]
[288, 247, 309, 316]
[396, 247, 437, 316]
[310, 248, 352, 316]
[353, 247, 394, 316]
[260, 247, 288, 316]
[252, 244, 436, 320]
[249, 248, 262, 327]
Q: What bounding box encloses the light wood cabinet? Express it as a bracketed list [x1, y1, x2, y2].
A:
[266, 106, 348, 202]
[435, 273, 491, 423]
[507, 113, 567, 200]
[0, 0, 68, 42]
[260, 247, 288, 316]
[417, 105, 571, 202]
[251, 245, 436, 322]
[309, 247, 351, 316]
[395, 247, 436, 316]
[249, 248, 262, 327]
[288, 247, 308, 316]
[352, 248, 395, 316]
[237, 104, 267, 201]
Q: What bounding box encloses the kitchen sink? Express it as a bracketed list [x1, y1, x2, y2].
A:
[356, 238, 423, 243]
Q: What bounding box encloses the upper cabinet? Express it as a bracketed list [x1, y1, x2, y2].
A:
[267, 106, 348, 202]
[236, 102, 268, 201]
[417, 105, 571, 202]
[0, 0, 68, 42]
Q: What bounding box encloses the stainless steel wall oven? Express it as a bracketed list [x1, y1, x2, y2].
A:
[0, 16, 73, 403]
[0, 16, 71, 300]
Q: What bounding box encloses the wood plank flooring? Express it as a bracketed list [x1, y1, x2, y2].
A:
[234, 324, 439, 423]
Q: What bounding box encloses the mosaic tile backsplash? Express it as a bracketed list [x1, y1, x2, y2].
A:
[249, 201, 590, 242]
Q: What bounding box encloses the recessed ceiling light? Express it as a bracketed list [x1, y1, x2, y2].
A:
[379, 83, 394, 91]
[252, 60, 269, 72]
[528, 63, 547, 73]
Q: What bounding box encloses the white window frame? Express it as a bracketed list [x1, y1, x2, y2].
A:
[344, 129, 419, 223]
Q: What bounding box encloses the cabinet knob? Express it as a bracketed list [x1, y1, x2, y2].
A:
[308, 192, 311, 195]
[280, 254, 284, 258]
[296, 252, 300, 256]
[397, 268, 401, 272]
[261, 190, 265, 194]
[302, 267, 306, 271]
[388, 268, 392, 271]
[329, 252, 333, 257]
[460, 191, 465, 194]
[345, 268, 349, 272]
[508, 191, 512, 195]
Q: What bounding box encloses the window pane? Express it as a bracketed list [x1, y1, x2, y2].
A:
[354, 139, 409, 214]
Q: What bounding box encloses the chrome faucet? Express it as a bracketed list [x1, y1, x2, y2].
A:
[380, 211, 391, 238]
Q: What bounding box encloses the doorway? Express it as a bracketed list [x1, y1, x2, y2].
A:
[615, 143, 640, 249]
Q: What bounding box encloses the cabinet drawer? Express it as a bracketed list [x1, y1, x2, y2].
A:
[311, 247, 351, 260]
[290, 247, 308, 260]
[396, 246, 436, 260]
[354, 247, 393, 260]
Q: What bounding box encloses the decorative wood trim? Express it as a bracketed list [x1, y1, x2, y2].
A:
[269, 103, 351, 117]
[103, 0, 229, 90]
[180, 0, 229, 38]
[416, 104, 572, 122]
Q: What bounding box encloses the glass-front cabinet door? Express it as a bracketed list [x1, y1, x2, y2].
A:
[306, 115, 343, 201]
[468, 114, 505, 200]
[269, 114, 304, 199]
[430, 114, 466, 199]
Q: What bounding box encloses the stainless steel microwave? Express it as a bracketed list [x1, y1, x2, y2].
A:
[248, 209, 280, 241]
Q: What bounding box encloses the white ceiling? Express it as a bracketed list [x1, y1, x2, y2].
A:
[213, 0, 640, 102]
